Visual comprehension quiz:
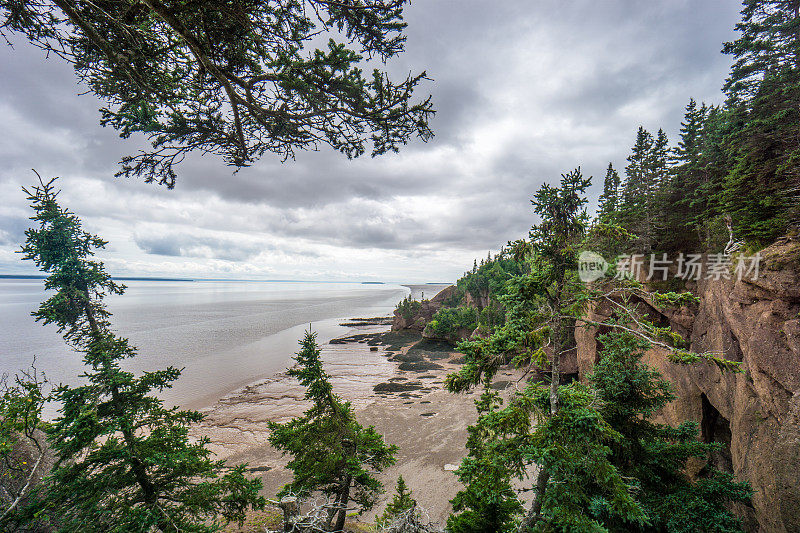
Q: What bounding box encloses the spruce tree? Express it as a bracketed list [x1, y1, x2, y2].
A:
[721, 0, 800, 243]
[647, 129, 671, 250]
[660, 99, 707, 250]
[620, 127, 655, 251]
[589, 331, 752, 532]
[597, 163, 621, 223]
[447, 387, 524, 533]
[1, 1, 434, 187]
[18, 176, 264, 532]
[268, 331, 396, 532]
[378, 476, 416, 527]
[447, 168, 741, 532]
[449, 169, 649, 531]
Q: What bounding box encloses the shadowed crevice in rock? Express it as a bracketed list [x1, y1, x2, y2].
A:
[701, 392, 733, 474]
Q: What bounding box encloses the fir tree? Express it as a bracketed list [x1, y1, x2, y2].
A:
[447, 387, 524, 533]
[597, 163, 621, 223]
[589, 331, 752, 532]
[268, 331, 397, 532]
[378, 476, 416, 527]
[1, 1, 434, 187]
[18, 176, 264, 532]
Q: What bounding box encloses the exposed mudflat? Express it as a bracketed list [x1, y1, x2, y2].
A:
[194, 325, 525, 526]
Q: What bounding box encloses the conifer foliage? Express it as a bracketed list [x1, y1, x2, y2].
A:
[268, 331, 397, 532]
[589, 331, 752, 532]
[378, 476, 416, 527]
[18, 176, 264, 532]
[0, 1, 434, 187]
[448, 170, 652, 532]
[447, 387, 524, 533]
[599, 1, 800, 250]
[597, 163, 621, 223]
[445, 169, 746, 532]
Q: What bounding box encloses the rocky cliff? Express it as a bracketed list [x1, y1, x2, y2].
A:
[391, 285, 457, 331]
[576, 236, 800, 533]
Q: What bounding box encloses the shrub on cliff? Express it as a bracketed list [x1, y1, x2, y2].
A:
[268, 331, 397, 532]
[424, 307, 479, 342]
[457, 256, 523, 307]
[17, 176, 264, 532]
[395, 295, 423, 321]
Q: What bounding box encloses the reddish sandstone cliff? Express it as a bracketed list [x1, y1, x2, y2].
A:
[576, 236, 800, 533]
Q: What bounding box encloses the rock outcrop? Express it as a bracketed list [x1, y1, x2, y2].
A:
[575, 237, 800, 533]
[392, 285, 457, 332]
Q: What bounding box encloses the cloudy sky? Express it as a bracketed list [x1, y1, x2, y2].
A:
[0, 1, 741, 283]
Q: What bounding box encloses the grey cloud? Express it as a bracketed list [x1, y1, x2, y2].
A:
[0, 0, 744, 279]
[0, 215, 29, 247]
[134, 233, 269, 262]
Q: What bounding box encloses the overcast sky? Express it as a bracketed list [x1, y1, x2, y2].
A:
[0, 1, 742, 283]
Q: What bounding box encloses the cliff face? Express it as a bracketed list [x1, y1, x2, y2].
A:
[576, 237, 800, 533]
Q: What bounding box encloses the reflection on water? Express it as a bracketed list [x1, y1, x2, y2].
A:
[0, 279, 409, 410]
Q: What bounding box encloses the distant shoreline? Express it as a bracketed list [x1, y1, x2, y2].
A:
[0, 275, 449, 284]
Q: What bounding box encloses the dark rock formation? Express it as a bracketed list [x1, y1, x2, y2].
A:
[575, 237, 800, 533]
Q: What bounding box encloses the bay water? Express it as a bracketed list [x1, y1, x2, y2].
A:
[0, 279, 410, 411]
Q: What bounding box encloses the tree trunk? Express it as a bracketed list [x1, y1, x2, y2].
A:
[332, 473, 352, 532]
[517, 283, 565, 532]
[83, 300, 160, 510]
[517, 468, 550, 532]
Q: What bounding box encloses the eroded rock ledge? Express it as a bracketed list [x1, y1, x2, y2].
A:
[576, 237, 800, 533]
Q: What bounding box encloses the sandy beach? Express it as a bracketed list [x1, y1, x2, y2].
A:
[193, 320, 522, 528]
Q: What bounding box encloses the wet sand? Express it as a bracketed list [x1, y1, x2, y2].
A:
[194, 323, 523, 526]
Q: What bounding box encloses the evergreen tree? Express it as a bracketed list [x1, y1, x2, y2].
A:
[268, 331, 397, 532]
[447, 168, 741, 532]
[447, 387, 524, 533]
[620, 127, 656, 251]
[674, 99, 705, 164]
[723, 0, 800, 104]
[0, 1, 434, 187]
[650, 129, 671, 192]
[378, 476, 416, 527]
[18, 176, 264, 532]
[449, 169, 651, 532]
[648, 129, 671, 249]
[597, 163, 621, 223]
[721, 0, 800, 243]
[659, 99, 708, 250]
[691, 105, 732, 249]
[589, 331, 752, 532]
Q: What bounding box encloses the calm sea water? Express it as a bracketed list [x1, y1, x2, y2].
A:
[0, 279, 410, 410]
